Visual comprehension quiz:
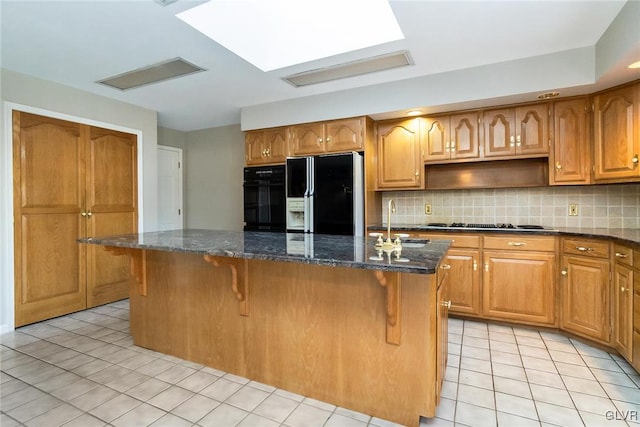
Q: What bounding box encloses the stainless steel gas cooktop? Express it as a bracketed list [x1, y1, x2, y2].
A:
[424, 223, 556, 231]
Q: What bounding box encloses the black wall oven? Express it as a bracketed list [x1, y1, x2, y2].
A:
[243, 165, 286, 232]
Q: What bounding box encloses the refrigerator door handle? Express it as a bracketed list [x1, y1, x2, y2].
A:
[307, 157, 315, 233]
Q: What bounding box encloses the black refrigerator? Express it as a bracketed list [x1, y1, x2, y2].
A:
[285, 152, 364, 236]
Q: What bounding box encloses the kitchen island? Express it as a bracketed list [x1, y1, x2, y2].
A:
[82, 229, 452, 427]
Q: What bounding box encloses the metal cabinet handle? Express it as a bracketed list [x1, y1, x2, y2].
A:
[561, 269, 568, 276]
[445, 142, 451, 153]
[508, 242, 527, 247]
[555, 161, 562, 170]
[318, 138, 323, 145]
[484, 262, 489, 272]
[621, 287, 628, 292]
[575, 246, 593, 252]
[510, 135, 515, 147]
[632, 154, 639, 164]
[415, 170, 419, 176]
[441, 300, 452, 309]
[440, 264, 451, 270]
[450, 143, 456, 152]
[81, 212, 87, 217]
[516, 134, 521, 146]
[326, 137, 331, 143]
[87, 211, 92, 217]
[473, 260, 478, 271]
[615, 252, 628, 259]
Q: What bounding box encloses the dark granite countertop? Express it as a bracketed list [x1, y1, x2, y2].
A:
[80, 229, 452, 275]
[368, 224, 640, 248]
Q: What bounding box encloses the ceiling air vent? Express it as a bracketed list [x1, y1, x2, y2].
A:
[97, 58, 205, 91]
[284, 50, 412, 87]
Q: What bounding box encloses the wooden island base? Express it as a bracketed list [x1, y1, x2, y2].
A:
[122, 249, 448, 427]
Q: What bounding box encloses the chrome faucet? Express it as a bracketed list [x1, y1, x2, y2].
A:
[386, 199, 396, 244]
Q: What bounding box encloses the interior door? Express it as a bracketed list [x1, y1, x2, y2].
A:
[13, 111, 87, 326]
[85, 126, 137, 307]
[158, 146, 183, 231]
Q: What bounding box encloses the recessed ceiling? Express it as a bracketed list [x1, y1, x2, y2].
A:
[0, 0, 636, 132]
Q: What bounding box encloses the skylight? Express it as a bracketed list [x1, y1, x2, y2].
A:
[176, 0, 404, 72]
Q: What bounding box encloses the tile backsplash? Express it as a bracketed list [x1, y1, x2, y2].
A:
[381, 184, 640, 229]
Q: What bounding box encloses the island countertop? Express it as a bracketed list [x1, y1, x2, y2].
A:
[81, 229, 451, 274]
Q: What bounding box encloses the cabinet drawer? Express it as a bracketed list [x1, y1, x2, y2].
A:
[415, 233, 480, 248]
[614, 245, 633, 267]
[562, 239, 610, 259]
[484, 235, 555, 252]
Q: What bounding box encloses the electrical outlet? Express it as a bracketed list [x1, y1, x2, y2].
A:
[425, 204, 432, 215]
[569, 203, 578, 216]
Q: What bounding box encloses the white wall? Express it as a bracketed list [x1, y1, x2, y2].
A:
[0, 69, 159, 333]
[184, 124, 244, 230]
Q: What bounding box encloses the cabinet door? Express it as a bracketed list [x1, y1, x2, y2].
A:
[594, 84, 640, 181]
[325, 117, 363, 153]
[264, 127, 289, 163]
[13, 111, 87, 326]
[446, 249, 481, 315]
[561, 256, 610, 342]
[376, 118, 424, 189]
[245, 130, 266, 165]
[85, 126, 137, 308]
[516, 103, 550, 155]
[483, 108, 515, 158]
[424, 117, 449, 162]
[436, 263, 450, 403]
[290, 123, 325, 156]
[450, 112, 480, 160]
[551, 98, 591, 185]
[483, 250, 555, 324]
[614, 262, 634, 361]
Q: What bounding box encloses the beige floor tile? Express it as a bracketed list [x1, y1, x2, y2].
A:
[89, 393, 142, 423]
[225, 385, 270, 412]
[535, 401, 583, 427]
[200, 377, 243, 402]
[126, 377, 172, 401]
[69, 384, 120, 411]
[24, 403, 83, 427]
[495, 392, 538, 420]
[111, 402, 166, 427]
[198, 402, 249, 427]
[147, 385, 194, 411]
[283, 402, 332, 427]
[172, 393, 220, 423]
[454, 401, 497, 427]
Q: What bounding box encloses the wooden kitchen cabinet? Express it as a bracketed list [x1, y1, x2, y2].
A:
[633, 249, 640, 372]
[436, 260, 450, 404]
[594, 82, 640, 182]
[13, 111, 137, 326]
[483, 103, 550, 158]
[613, 245, 634, 361]
[560, 237, 610, 343]
[245, 127, 289, 165]
[376, 117, 425, 189]
[424, 112, 480, 163]
[290, 117, 364, 156]
[482, 235, 555, 325]
[550, 97, 592, 185]
[417, 233, 481, 316]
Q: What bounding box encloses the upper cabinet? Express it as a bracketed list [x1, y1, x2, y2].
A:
[290, 117, 364, 156]
[594, 82, 640, 182]
[483, 103, 550, 158]
[376, 117, 425, 190]
[424, 112, 480, 163]
[550, 97, 592, 185]
[245, 127, 289, 166]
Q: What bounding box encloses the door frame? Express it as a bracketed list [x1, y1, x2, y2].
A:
[1, 102, 144, 333]
[157, 145, 184, 230]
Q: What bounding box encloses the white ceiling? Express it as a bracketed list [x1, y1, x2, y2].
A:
[1, 0, 638, 132]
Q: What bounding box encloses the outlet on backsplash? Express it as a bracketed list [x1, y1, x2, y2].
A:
[569, 204, 578, 216]
[425, 204, 432, 215]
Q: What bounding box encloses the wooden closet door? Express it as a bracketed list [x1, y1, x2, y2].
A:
[85, 126, 137, 307]
[13, 111, 87, 326]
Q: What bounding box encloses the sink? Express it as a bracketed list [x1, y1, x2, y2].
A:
[401, 239, 429, 249]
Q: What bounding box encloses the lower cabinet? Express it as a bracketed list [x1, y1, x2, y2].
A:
[436, 260, 450, 404]
[560, 255, 610, 343]
[417, 234, 481, 316]
[482, 236, 556, 325]
[613, 245, 634, 361]
[633, 249, 640, 372]
[560, 238, 611, 343]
